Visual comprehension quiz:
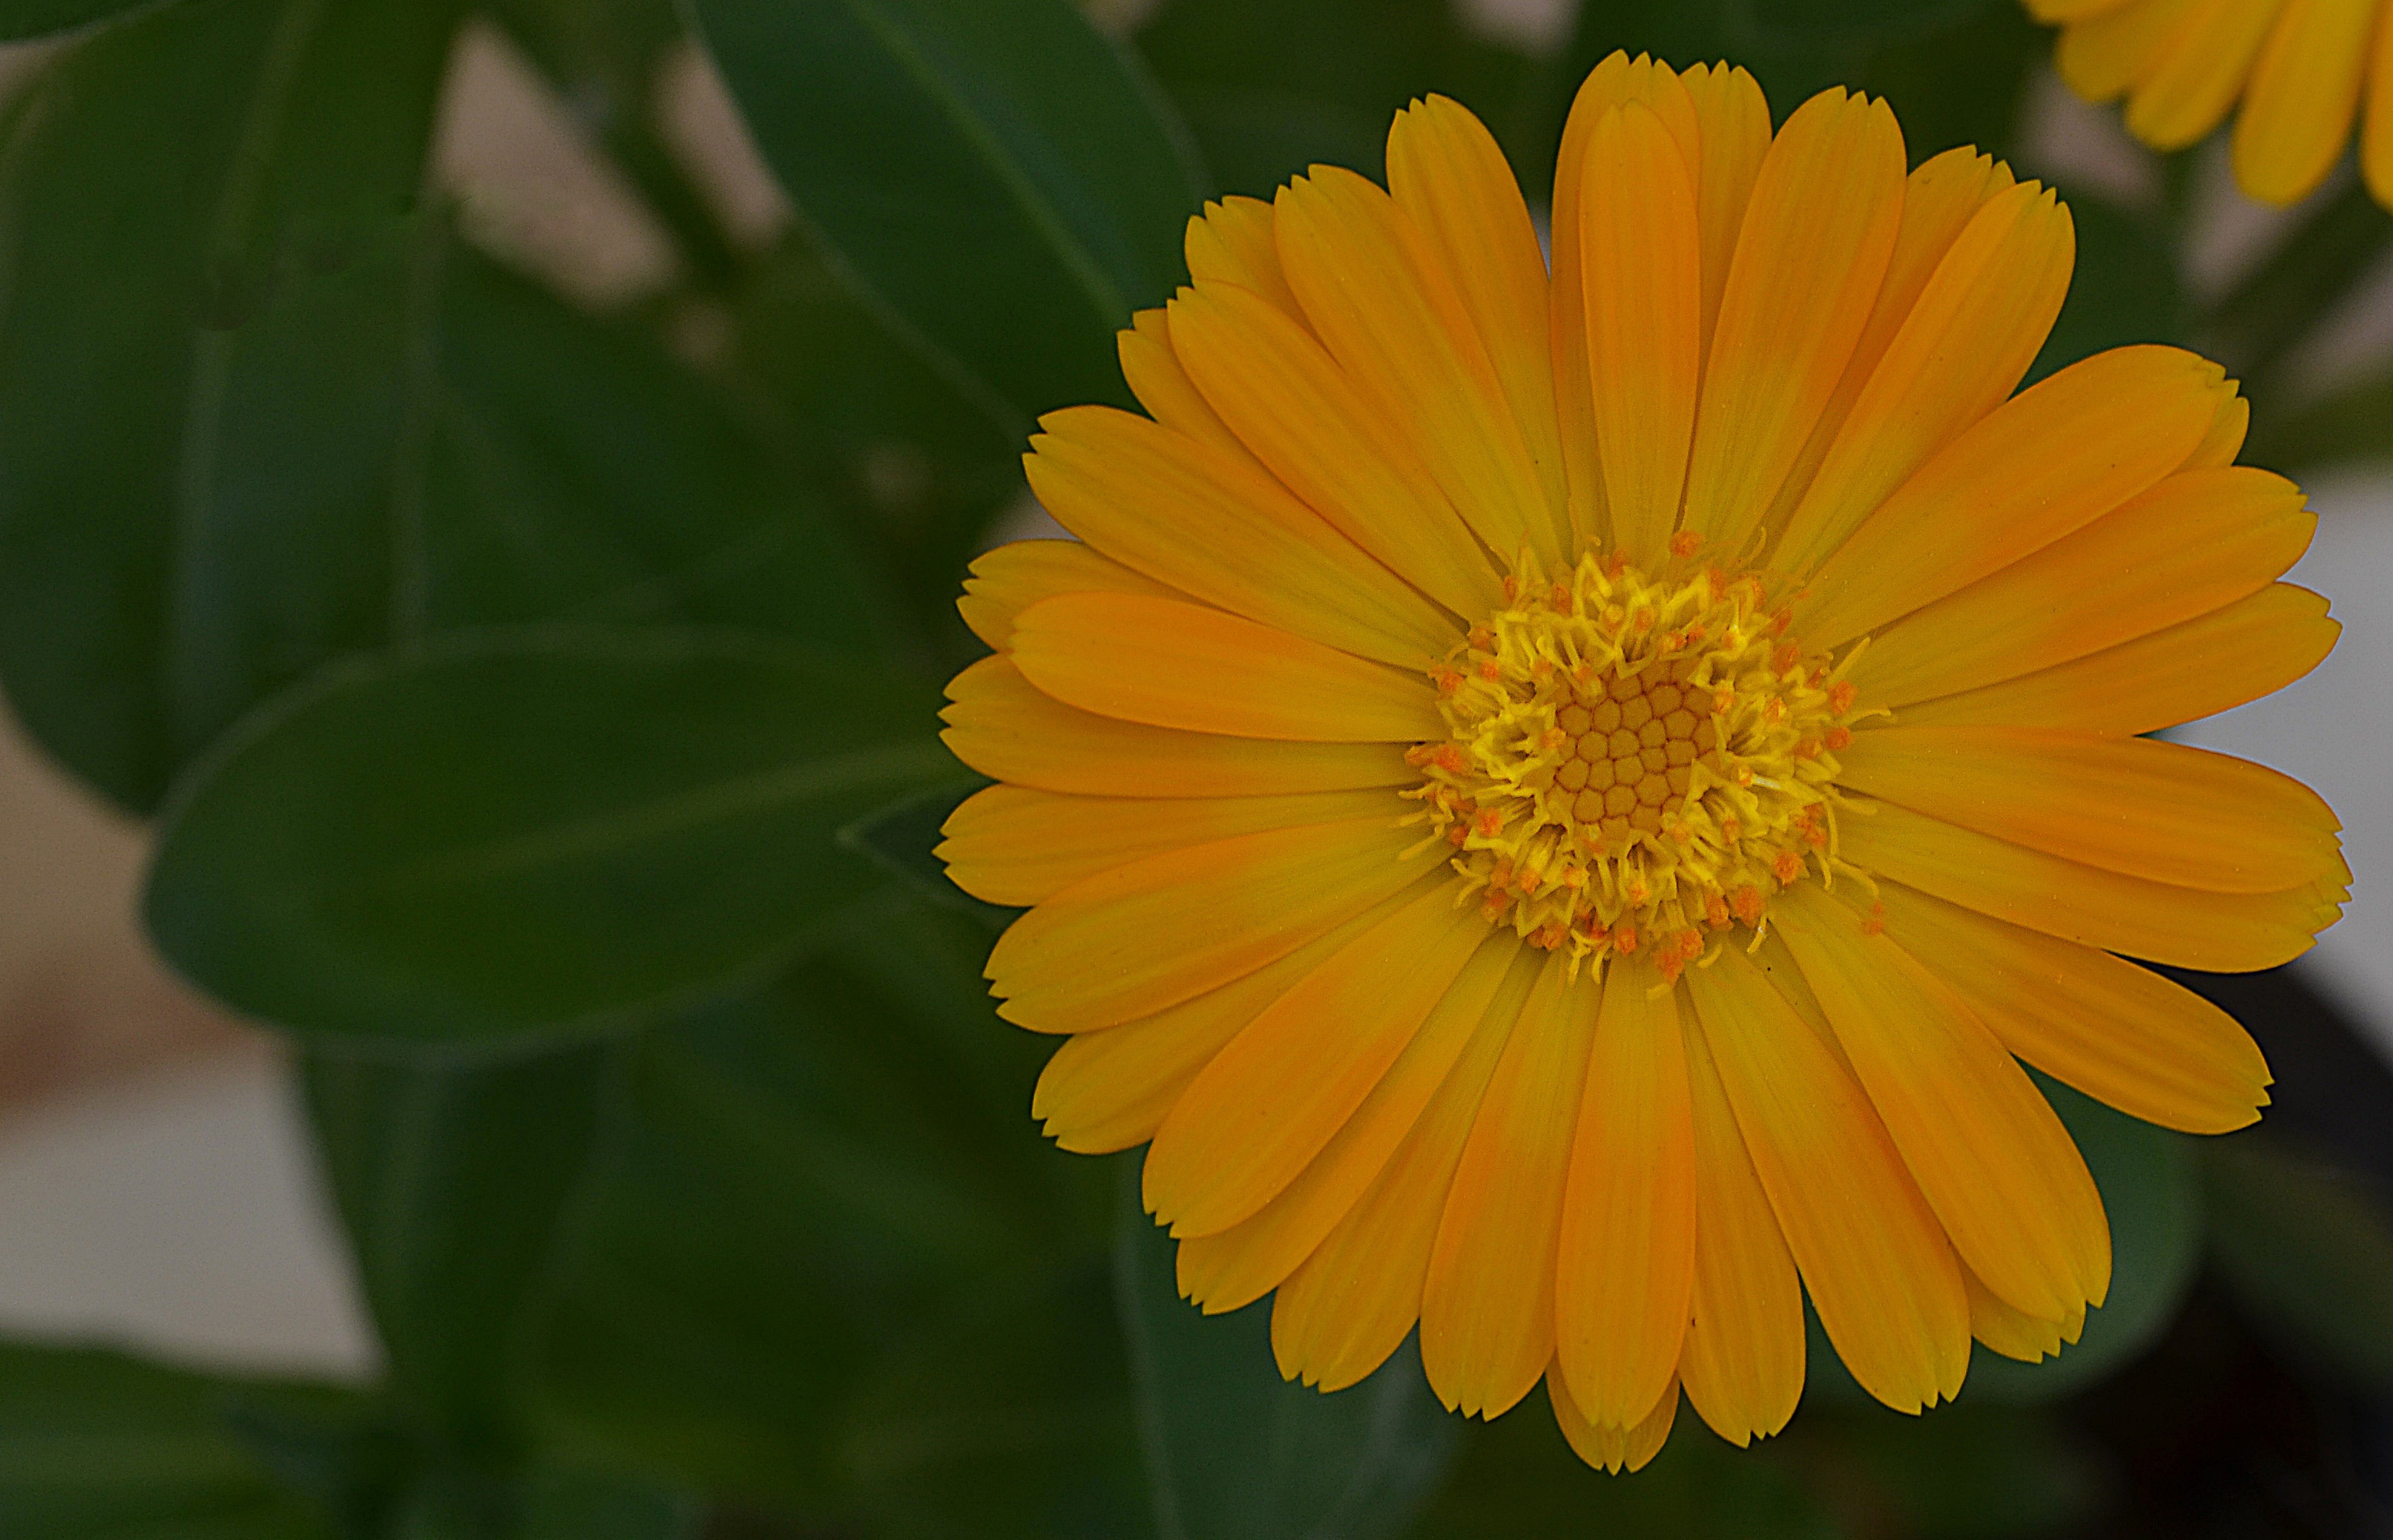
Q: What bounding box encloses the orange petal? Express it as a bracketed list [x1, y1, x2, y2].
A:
[2365, 0, 2393, 204]
[1682, 88, 1906, 559]
[1146, 880, 1491, 1236]
[1892, 581, 2338, 736]
[1677, 62, 1774, 354]
[1838, 798, 2345, 973]
[1796, 345, 2231, 649]
[1271, 946, 1544, 1392]
[1683, 949, 1970, 1413]
[1012, 592, 1442, 743]
[943, 655, 1414, 798]
[1874, 880, 2273, 1135]
[2058, 0, 2199, 103]
[1549, 1365, 1680, 1475]
[939, 783, 1407, 907]
[1420, 953, 1594, 1417]
[1119, 308, 1256, 466]
[2123, 0, 2285, 152]
[1968, 1264, 2084, 1362]
[956, 538, 1182, 653]
[1579, 100, 1703, 567]
[987, 814, 1440, 1031]
[2234, 0, 2375, 206]
[1027, 405, 1462, 667]
[1836, 725, 2342, 894]
[1184, 194, 1301, 319]
[1554, 961, 1696, 1428]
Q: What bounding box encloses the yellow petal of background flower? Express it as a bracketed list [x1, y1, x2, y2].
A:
[1145, 880, 1491, 1236]
[1682, 88, 1905, 560]
[1272, 947, 1542, 1391]
[1874, 881, 2273, 1134]
[1773, 178, 2072, 576]
[956, 538, 1180, 653]
[943, 655, 1414, 798]
[1012, 592, 1443, 743]
[1892, 581, 2337, 736]
[1841, 798, 2344, 972]
[987, 814, 1439, 1030]
[938, 784, 1404, 907]
[2058, 0, 2195, 102]
[1028, 405, 1463, 666]
[1173, 932, 1519, 1308]
[1851, 465, 2312, 708]
[1796, 345, 2230, 649]
[1420, 954, 1592, 1417]
[2365, 7, 2393, 203]
[1555, 960, 1696, 1429]
[1579, 100, 1703, 567]
[1774, 883, 2111, 1324]
[1033, 887, 1420, 1142]
[1386, 96, 1569, 525]
[1168, 281, 1505, 618]
[1684, 949, 1970, 1413]
[1549, 1367, 1680, 1475]
[2124, 0, 2285, 151]
[2234, 0, 2375, 205]
[1837, 725, 2343, 893]
[1679, 1022, 1805, 1447]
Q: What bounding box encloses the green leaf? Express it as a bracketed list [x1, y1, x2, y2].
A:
[838, 779, 1018, 928]
[1963, 1078, 2202, 1402]
[1135, 0, 1535, 198]
[2243, 365, 2393, 472]
[1789, 1399, 2105, 1540]
[2027, 189, 2185, 383]
[390, 1466, 703, 1540]
[688, 0, 1206, 426]
[1726, 0, 1993, 48]
[2204, 1134, 2393, 1387]
[1112, 1169, 1460, 1540]
[302, 1044, 620, 1456]
[0, 0, 168, 38]
[0, 0, 462, 812]
[144, 628, 954, 1047]
[0, 1341, 347, 1538]
[532, 898, 1098, 1508]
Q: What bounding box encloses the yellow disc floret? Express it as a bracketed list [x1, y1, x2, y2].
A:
[1407, 545, 1866, 982]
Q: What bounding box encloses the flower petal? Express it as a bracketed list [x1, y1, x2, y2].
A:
[2124, 0, 2285, 151]
[2235, 0, 2375, 206]
[1677, 62, 1774, 352]
[2059, 0, 2197, 102]
[1555, 959, 1696, 1428]
[1420, 953, 1593, 1417]
[957, 538, 1182, 653]
[987, 814, 1441, 1031]
[1549, 1366, 1679, 1475]
[1874, 880, 2273, 1134]
[1839, 798, 2345, 972]
[1119, 308, 1258, 466]
[1012, 593, 1442, 743]
[1682, 87, 1906, 560]
[943, 655, 1415, 798]
[1184, 194, 1301, 319]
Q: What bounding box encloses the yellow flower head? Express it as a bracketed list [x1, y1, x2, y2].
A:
[2033, 0, 2393, 207]
[940, 51, 2348, 1472]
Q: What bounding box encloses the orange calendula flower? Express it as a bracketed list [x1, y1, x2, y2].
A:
[2031, 0, 2393, 207]
[940, 51, 2348, 1472]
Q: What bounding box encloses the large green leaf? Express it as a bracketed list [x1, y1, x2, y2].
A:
[0, 0, 169, 37]
[1113, 1172, 1460, 1540]
[144, 629, 953, 1046]
[0, 0, 462, 812]
[0, 1342, 347, 1539]
[2204, 1134, 2393, 1387]
[532, 897, 1100, 1509]
[688, 0, 1206, 426]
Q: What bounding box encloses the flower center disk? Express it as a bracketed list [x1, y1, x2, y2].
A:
[1409, 548, 1861, 982]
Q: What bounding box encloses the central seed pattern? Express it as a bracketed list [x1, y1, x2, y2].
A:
[1407, 545, 1866, 982]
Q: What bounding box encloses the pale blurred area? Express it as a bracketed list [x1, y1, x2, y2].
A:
[0, 0, 2389, 1389]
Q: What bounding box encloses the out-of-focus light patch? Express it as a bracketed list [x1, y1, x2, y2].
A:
[2175, 475, 2393, 1059]
[1456, 0, 1577, 54]
[2018, 67, 2161, 212]
[434, 21, 679, 308]
[1081, 0, 1166, 35]
[0, 1056, 378, 1382]
[657, 40, 794, 254]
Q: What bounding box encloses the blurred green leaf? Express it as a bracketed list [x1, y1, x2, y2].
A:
[1964, 1079, 2202, 1402]
[532, 897, 1098, 1509]
[2243, 365, 2393, 472]
[303, 1045, 620, 1458]
[689, 0, 1206, 427]
[0, 0, 165, 38]
[838, 779, 1017, 928]
[1136, 0, 1534, 198]
[0, 0, 462, 812]
[2204, 1134, 2393, 1387]
[2028, 190, 2185, 383]
[0, 1341, 347, 1538]
[390, 1466, 702, 1539]
[1728, 0, 1991, 48]
[1113, 1170, 1460, 1540]
[1410, 1390, 1835, 1538]
[2205, 179, 2393, 386]
[144, 629, 953, 1047]
[1790, 1399, 2105, 1540]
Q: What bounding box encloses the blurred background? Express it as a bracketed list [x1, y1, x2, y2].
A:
[6, 0, 2393, 1535]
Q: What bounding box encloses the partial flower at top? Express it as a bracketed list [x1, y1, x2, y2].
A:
[2030, 0, 2393, 207]
[940, 51, 2347, 1473]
